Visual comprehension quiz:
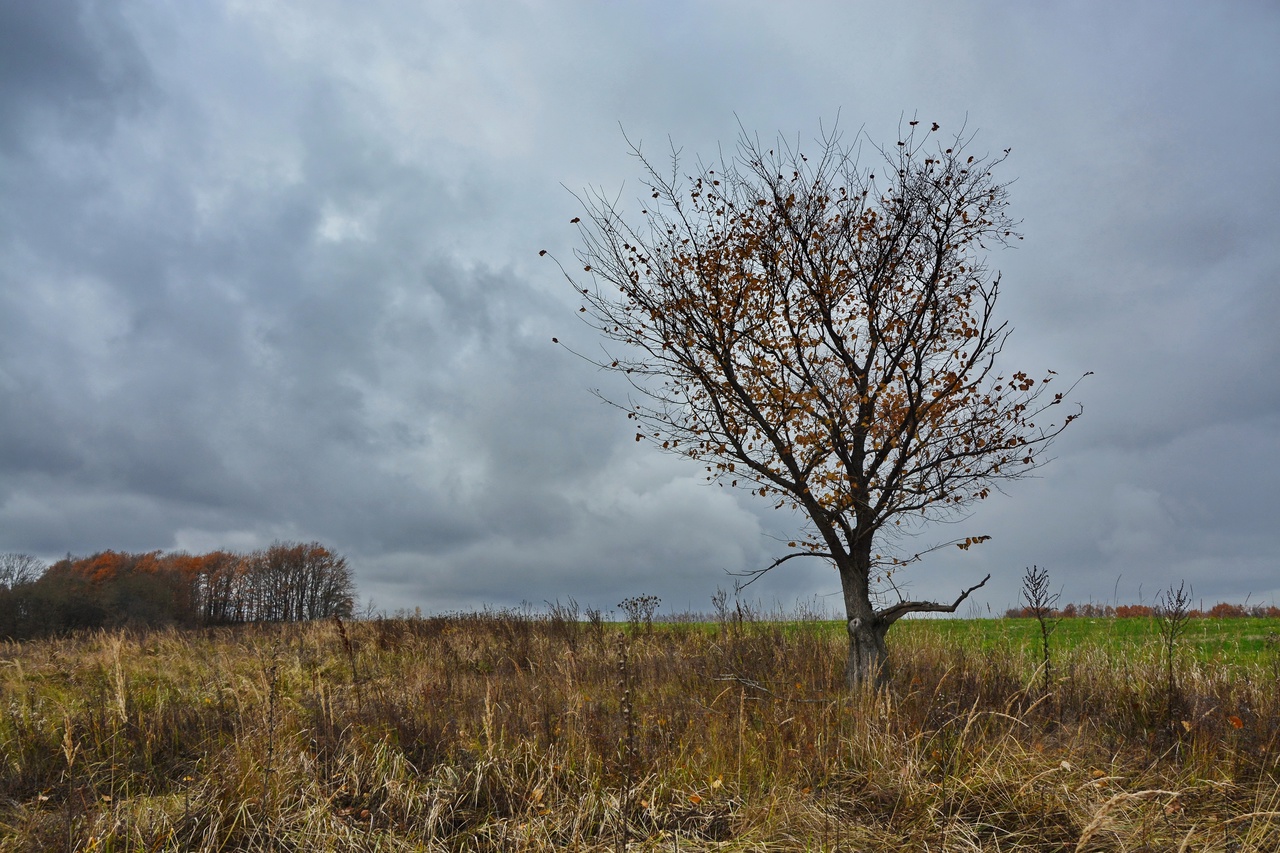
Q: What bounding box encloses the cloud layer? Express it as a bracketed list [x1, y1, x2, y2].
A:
[2, 1, 1278, 615]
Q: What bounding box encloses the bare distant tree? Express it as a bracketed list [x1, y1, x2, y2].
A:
[0, 553, 43, 589]
[242, 542, 355, 622]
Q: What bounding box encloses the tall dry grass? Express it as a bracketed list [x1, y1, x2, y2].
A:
[0, 612, 1276, 851]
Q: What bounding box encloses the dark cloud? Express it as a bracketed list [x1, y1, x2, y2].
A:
[0, 0, 153, 152]
[1, 1, 1278, 617]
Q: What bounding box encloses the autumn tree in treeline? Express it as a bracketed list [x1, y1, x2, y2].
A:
[559, 120, 1083, 686]
[0, 542, 354, 639]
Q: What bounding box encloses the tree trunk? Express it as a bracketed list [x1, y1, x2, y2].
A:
[838, 540, 890, 689]
[845, 615, 890, 688]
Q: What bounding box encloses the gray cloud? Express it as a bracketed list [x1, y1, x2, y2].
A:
[2, 0, 1278, 618]
[0, 0, 153, 153]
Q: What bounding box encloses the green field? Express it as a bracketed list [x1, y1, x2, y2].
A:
[689, 614, 1280, 669]
[895, 615, 1280, 666]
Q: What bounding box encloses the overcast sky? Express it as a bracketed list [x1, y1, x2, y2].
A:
[2, 1, 1277, 617]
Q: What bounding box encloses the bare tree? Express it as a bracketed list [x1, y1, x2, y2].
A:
[0, 553, 43, 589]
[554, 119, 1084, 686]
[244, 542, 355, 622]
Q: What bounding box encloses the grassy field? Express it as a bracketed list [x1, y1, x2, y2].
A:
[0, 613, 1277, 851]
[898, 615, 1280, 667]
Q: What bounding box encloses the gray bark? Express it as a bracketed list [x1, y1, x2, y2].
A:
[844, 615, 890, 688]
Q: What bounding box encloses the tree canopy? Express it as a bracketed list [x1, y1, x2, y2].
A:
[553, 119, 1083, 685]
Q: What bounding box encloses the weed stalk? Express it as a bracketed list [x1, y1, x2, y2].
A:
[1021, 564, 1061, 696]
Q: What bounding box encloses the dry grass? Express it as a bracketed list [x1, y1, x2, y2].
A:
[0, 613, 1277, 851]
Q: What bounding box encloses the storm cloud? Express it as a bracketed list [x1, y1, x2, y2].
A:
[2, 1, 1277, 616]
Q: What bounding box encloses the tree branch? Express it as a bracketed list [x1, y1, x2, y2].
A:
[729, 550, 832, 588]
[876, 573, 991, 627]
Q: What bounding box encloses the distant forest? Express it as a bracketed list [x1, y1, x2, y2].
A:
[0, 542, 354, 640]
[1004, 601, 1280, 620]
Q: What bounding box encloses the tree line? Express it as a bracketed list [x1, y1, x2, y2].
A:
[1004, 601, 1280, 619]
[0, 542, 354, 640]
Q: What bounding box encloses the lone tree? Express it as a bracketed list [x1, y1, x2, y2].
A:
[552, 120, 1082, 686]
